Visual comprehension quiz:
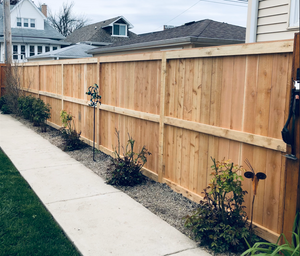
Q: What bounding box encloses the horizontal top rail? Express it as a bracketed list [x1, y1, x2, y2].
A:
[165, 39, 294, 59]
[17, 39, 293, 67]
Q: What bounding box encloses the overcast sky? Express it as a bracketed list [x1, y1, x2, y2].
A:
[39, 0, 248, 34]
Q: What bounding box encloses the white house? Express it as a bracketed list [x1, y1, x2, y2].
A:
[246, 0, 299, 43]
[0, 0, 69, 62]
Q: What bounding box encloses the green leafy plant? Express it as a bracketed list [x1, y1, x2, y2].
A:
[60, 110, 86, 151]
[107, 129, 151, 186]
[242, 212, 300, 256]
[0, 95, 12, 114]
[32, 98, 51, 131]
[184, 158, 251, 253]
[18, 95, 36, 121]
[18, 96, 51, 131]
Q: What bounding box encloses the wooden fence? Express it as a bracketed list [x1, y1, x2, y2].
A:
[0, 64, 6, 97]
[18, 39, 295, 242]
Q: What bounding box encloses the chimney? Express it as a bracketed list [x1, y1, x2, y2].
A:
[163, 25, 175, 30]
[41, 4, 47, 17]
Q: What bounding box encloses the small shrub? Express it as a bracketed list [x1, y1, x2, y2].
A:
[242, 212, 300, 256]
[18, 95, 35, 121]
[0, 95, 7, 110]
[0, 95, 12, 114]
[107, 129, 151, 186]
[32, 98, 51, 131]
[60, 110, 86, 151]
[184, 158, 252, 253]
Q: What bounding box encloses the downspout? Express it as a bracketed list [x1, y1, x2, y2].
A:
[247, 0, 259, 43]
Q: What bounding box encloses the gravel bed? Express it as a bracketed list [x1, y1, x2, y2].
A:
[12, 115, 240, 256]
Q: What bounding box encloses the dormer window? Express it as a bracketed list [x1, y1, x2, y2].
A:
[17, 18, 21, 27]
[23, 18, 28, 27]
[30, 19, 35, 28]
[16, 17, 36, 29]
[113, 24, 127, 36]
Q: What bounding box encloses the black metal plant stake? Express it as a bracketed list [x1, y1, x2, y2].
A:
[244, 159, 267, 235]
[86, 84, 101, 161]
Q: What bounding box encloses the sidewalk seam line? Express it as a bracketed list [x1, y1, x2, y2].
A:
[45, 191, 122, 205]
[163, 247, 198, 256]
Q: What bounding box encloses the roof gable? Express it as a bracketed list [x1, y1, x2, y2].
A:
[102, 16, 133, 29]
[10, 0, 46, 20]
[64, 16, 137, 44]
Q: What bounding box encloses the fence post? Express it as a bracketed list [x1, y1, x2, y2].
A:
[158, 53, 167, 183]
[282, 32, 300, 241]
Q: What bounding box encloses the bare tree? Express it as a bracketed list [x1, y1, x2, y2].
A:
[48, 2, 88, 37]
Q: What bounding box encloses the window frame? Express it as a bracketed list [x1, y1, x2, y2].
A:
[17, 17, 22, 27]
[29, 45, 35, 56]
[30, 19, 35, 28]
[37, 46, 43, 54]
[13, 45, 18, 60]
[112, 23, 127, 37]
[20, 45, 26, 59]
[23, 18, 29, 28]
[288, 0, 299, 29]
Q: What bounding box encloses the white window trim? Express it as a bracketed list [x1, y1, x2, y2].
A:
[112, 23, 128, 37]
[23, 18, 29, 28]
[288, 0, 299, 29]
[16, 17, 22, 27]
[16, 17, 36, 29]
[30, 19, 36, 28]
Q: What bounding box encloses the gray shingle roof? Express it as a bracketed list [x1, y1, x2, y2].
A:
[27, 44, 96, 60]
[95, 19, 245, 50]
[0, 4, 65, 41]
[64, 16, 137, 44]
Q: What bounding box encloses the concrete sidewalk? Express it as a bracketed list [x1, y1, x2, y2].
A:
[0, 114, 211, 256]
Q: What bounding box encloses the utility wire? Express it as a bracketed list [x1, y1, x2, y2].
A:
[156, 0, 247, 30]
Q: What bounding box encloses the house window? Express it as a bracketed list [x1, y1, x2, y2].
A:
[13, 45, 18, 60]
[30, 45, 35, 56]
[52, 46, 57, 51]
[17, 18, 22, 27]
[38, 46, 42, 54]
[23, 18, 28, 27]
[21, 45, 25, 59]
[45, 46, 50, 52]
[289, 0, 299, 27]
[113, 24, 127, 36]
[30, 19, 35, 28]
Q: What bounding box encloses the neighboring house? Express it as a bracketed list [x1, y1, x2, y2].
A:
[26, 43, 97, 61]
[87, 19, 246, 56]
[64, 16, 137, 46]
[0, 0, 69, 62]
[246, 0, 299, 43]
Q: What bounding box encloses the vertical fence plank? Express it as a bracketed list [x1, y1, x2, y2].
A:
[158, 53, 167, 182]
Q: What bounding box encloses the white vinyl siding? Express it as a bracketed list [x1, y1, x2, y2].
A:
[255, 0, 298, 42]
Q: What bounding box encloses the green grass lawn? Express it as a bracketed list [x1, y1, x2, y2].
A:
[0, 148, 81, 256]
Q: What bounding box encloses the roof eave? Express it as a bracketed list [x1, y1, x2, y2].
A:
[87, 37, 194, 54]
[87, 36, 245, 54]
